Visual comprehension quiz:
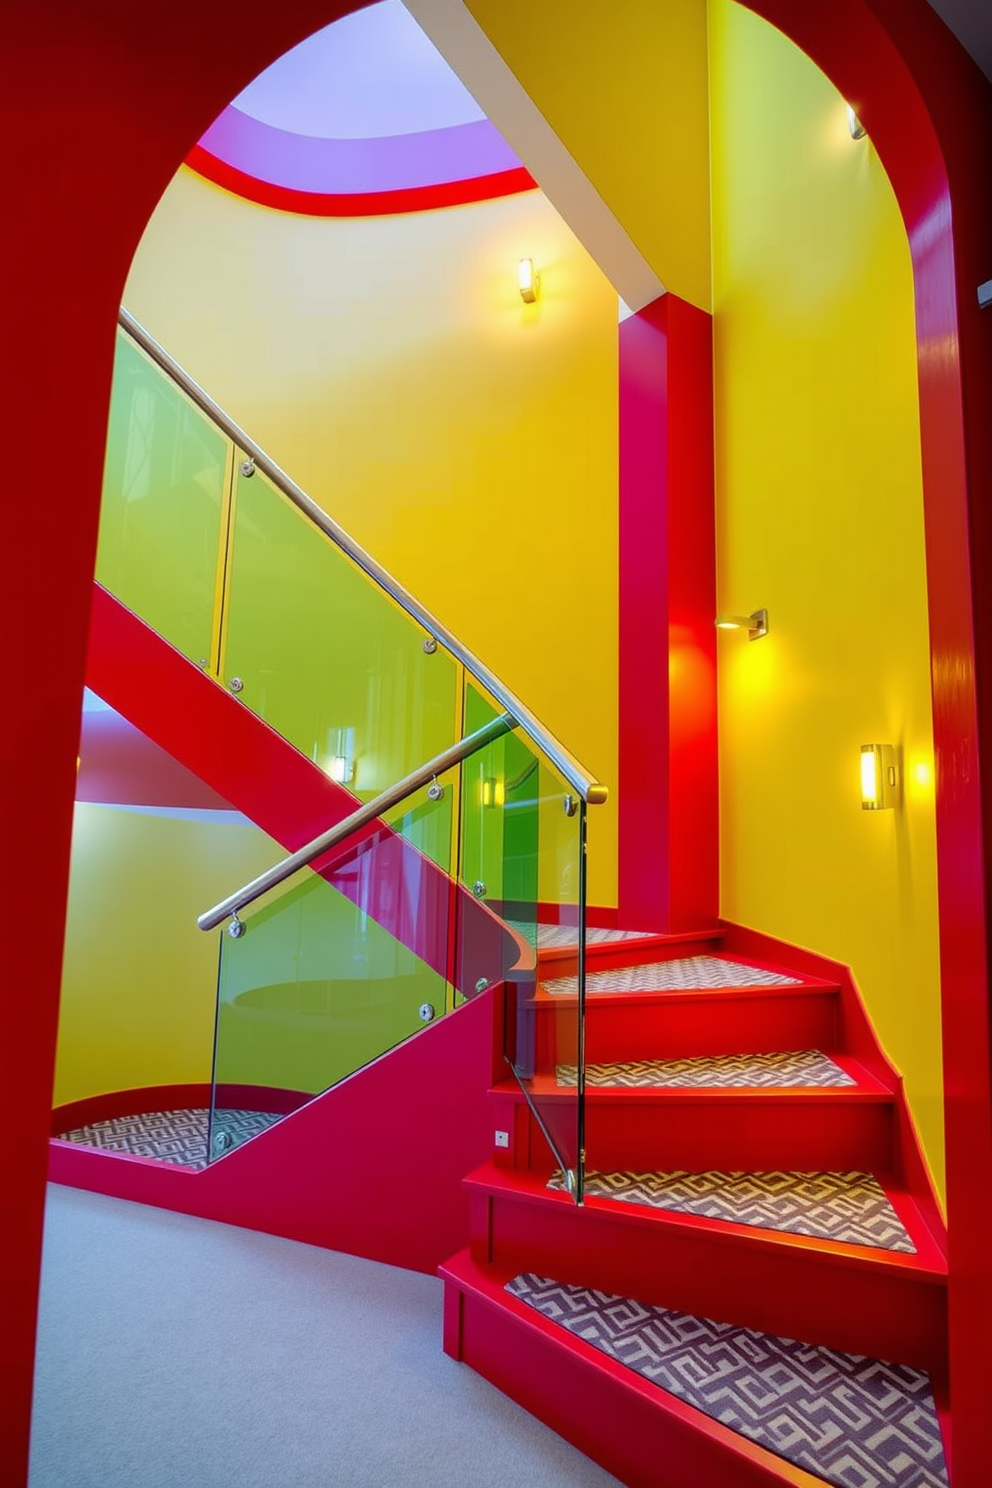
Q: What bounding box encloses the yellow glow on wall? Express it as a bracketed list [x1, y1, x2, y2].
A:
[465, 0, 713, 311]
[710, 1, 944, 1199]
[124, 171, 619, 906]
[54, 806, 280, 1106]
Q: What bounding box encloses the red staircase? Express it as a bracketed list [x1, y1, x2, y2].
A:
[440, 926, 949, 1488]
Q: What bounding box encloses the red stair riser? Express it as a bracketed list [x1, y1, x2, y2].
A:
[536, 934, 727, 978]
[470, 1188, 946, 1373]
[529, 989, 840, 1067]
[580, 1095, 896, 1172]
[442, 1259, 828, 1488]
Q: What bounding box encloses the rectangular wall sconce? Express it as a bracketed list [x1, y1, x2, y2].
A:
[481, 776, 506, 809]
[715, 608, 768, 640]
[861, 744, 898, 810]
[326, 726, 356, 786]
[518, 258, 540, 303]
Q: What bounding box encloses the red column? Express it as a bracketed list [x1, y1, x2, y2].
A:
[618, 294, 718, 931]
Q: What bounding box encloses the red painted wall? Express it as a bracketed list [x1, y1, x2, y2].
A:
[1, 1, 989, 1485]
[741, 6, 992, 1484]
[618, 294, 718, 932]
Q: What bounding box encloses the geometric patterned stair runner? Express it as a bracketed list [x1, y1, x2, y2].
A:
[546, 1169, 916, 1252]
[507, 1273, 949, 1488]
[508, 922, 658, 950]
[56, 1107, 280, 1170]
[556, 1049, 856, 1089]
[544, 955, 802, 996]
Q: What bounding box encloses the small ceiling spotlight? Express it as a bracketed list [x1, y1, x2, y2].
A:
[715, 608, 768, 641]
[847, 104, 866, 140]
[518, 258, 540, 303]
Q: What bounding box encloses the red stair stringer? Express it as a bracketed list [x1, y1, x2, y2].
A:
[49, 986, 505, 1275]
[86, 582, 520, 991]
[719, 919, 947, 1243]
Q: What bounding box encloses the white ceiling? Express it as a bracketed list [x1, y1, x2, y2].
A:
[925, 0, 992, 83]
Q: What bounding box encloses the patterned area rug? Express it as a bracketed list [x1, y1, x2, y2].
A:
[506, 923, 656, 950]
[543, 955, 801, 997]
[546, 1169, 915, 1252]
[56, 1108, 281, 1170]
[555, 1049, 855, 1089]
[507, 1274, 948, 1488]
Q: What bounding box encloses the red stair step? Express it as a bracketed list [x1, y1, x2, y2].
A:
[440, 1247, 848, 1488]
[464, 1163, 947, 1373]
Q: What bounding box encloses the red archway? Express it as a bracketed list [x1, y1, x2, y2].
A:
[1, 1, 989, 1482]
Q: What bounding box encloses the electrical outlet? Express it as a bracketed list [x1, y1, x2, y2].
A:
[494, 1130, 510, 1149]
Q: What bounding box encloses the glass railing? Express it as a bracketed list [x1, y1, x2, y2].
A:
[99, 310, 605, 1198]
[458, 683, 587, 1192]
[209, 770, 457, 1158]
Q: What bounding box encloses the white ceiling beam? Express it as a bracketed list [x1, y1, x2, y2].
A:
[403, 0, 666, 311]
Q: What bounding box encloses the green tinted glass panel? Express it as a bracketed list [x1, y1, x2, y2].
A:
[223, 465, 459, 798]
[209, 782, 453, 1160]
[96, 331, 228, 665]
[458, 684, 586, 1193]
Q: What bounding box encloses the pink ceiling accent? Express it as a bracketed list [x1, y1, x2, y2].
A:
[190, 0, 530, 212]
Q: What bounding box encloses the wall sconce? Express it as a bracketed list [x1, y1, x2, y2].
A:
[481, 776, 506, 809]
[847, 105, 866, 140]
[326, 727, 356, 786]
[715, 608, 768, 640]
[861, 744, 898, 810]
[518, 258, 540, 303]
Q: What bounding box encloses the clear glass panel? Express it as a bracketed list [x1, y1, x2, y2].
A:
[208, 772, 454, 1159]
[222, 460, 460, 798]
[96, 330, 230, 668]
[458, 684, 587, 1196]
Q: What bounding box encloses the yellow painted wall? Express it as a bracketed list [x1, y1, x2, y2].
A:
[709, 2, 944, 1198]
[465, 0, 712, 312]
[124, 170, 618, 905]
[55, 806, 279, 1106]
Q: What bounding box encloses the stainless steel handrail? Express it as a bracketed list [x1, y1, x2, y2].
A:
[119, 307, 608, 807]
[198, 712, 514, 932]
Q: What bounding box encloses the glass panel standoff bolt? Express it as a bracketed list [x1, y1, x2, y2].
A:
[228, 914, 246, 939]
[240, 457, 256, 478]
[228, 677, 244, 694]
[422, 636, 438, 654]
[418, 1003, 436, 1022]
[475, 977, 490, 994]
[563, 793, 577, 817]
[427, 776, 444, 801]
[472, 880, 487, 897]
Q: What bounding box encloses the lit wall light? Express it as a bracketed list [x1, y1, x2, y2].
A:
[326, 726, 356, 786]
[847, 105, 866, 140]
[481, 776, 506, 809]
[860, 744, 898, 810]
[715, 608, 768, 641]
[518, 258, 540, 303]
